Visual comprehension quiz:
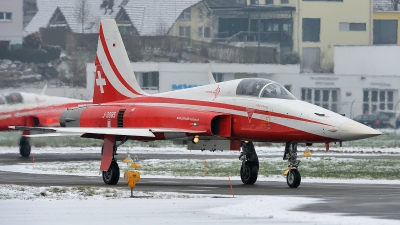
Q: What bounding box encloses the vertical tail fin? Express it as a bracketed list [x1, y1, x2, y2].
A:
[93, 19, 146, 104]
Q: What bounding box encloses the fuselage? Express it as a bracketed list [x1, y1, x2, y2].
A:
[72, 78, 380, 143]
[0, 91, 88, 130]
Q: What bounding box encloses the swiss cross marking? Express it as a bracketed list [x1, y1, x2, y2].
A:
[96, 71, 106, 94]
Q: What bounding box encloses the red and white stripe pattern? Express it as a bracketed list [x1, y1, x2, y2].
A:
[94, 20, 147, 104]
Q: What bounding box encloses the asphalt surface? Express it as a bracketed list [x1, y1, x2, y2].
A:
[0, 152, 400, 221]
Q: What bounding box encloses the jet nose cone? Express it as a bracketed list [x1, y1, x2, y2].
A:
[339, 120, 382, 141]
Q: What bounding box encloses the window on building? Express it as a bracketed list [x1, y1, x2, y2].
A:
[266, 0, 274, 4]
[198, 27, 210, 38]
[363, 89, 395, 114]
[0, 12, 12, 21]
[204, 27, 210, 38]
[374, 20, 398, 44]
[179, 9, 191, 20]
[284, 85, 292, 93]
[339, 22, 366, 31]
[251, 0, 259, 5]
[141, 72, 159, 90]
[179, 26, 191, 37]
[301, 88, 339, 112]
[302, 18, 320, 42]
[198, 9, 203, 21]
[212, 73, 223, 83]
[198, 27, 203, 38]
[281, 0, 289, 3]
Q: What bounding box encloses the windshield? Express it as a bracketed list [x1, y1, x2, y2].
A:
[260, 83, 296, 99]
[236, 78, 296, 100]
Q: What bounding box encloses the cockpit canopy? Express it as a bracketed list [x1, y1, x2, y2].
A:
[236, 78, 296, 100]
[0, 92, 23, 105]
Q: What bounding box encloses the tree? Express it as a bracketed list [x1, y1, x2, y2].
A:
[74, 0, 91, 33]
[391, 0, 399, 11]
[23, 32, 42, 49]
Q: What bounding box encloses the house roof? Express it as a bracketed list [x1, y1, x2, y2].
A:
[24, 0, 123, 36]
[121, 0, 203, 36]
[374, 0, 400, 12]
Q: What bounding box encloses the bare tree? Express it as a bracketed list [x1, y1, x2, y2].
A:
[392, 0, 400, 11]
[155, 17, 167, 36]
[74, 0, 91, 33]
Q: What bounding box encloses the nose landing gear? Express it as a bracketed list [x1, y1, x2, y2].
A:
[283, 142, 301, 188]
[19, 136, 31, 157]
[239, 141, 259, 185]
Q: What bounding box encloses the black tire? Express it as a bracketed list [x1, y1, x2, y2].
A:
[286, 169, 301, 188]
[102, 161, 120, 185]
[19, 137, 31, 157]
[240, 162, 258, 185]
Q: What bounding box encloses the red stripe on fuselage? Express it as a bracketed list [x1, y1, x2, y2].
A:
[99, 23, 142, 96]
[102, 96, 334, 127]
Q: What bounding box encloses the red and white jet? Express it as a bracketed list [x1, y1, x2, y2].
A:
[0, 89, 89, 156]
[13, 20, 381, 188]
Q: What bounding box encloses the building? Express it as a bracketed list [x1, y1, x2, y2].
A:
[373, 0, 400, 44]
[23, 0, 123, 36]
[114, 0, 202, 36]
[246, 0, 373, 72]
[0, 0, 24, 47]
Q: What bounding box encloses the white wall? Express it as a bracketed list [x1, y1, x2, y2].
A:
[335, 45, 400, 76]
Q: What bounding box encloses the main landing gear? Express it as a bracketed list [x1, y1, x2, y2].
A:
[283, 142, 301, 188]
[19, 136, 31, 157]
[101, 144, 120, 185]
[103, 160, 120, 185]
[239, 141, 259, 185]
[101, 136, 130, 185]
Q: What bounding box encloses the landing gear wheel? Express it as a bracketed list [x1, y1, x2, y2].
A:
[102, 161, 120, 185]
[19, 136, 31, 157]
[286, 169, 301, 188]
[240, 162, 258, 185]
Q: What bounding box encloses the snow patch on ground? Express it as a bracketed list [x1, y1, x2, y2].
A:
[0, 185, 397, 225]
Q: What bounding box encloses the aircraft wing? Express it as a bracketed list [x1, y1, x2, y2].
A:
[9, 126, 206, 138]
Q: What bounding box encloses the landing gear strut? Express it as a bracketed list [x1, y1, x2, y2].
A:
[19, 136, 31, 157]
[101, 136, 130, 185]
[239, 141, 259, 185]
[283, 142, 301, 188]
[101, 140, 120, 185]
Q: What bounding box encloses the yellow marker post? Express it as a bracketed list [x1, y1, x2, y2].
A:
[302, 146, 312, 157]
[122, 152, 142, 197]
[124, 170, 141, 197]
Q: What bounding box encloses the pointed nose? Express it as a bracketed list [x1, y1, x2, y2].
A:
[339, 120, 382, 141]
